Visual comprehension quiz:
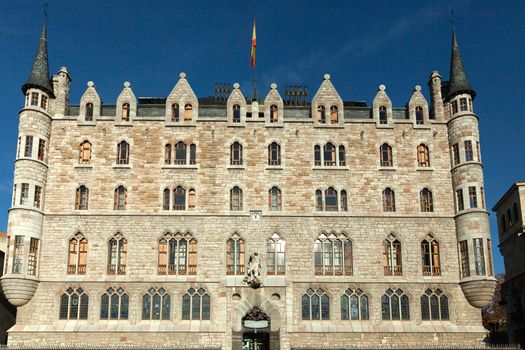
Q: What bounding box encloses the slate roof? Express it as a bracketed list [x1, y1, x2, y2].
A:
[446, 29, 475, 101]
[22, 20, 54, 97]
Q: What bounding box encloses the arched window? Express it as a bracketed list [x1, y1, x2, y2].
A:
[233, 104, 241, 123]
[226, 233, 245, 275]
[317, 105, 326, 123]
[182, 288, 210, 320]
[171, 103, 179, 122]
[383, 234, 402, 276]
[79, 140, 92, 164]
[100, 287, 128, 320]
[380, 143, 393, 167]
[415, 106, 424, 124]
[382, 188, 395, 212]
[158, 232, 197, 275]
[417, 144, 430, 167]
[163, 188, 170, 210]
[75, 185, 89, 210]
[507, 209, 513, 227]
[325, 187, 338, 211]
[330, 105, 338, 124]
[230, 142, 243, 165]
[184, 104, 192, 121]
[59, 287, 88, 320]
[114, 186, 127, 210]
[143, 288, 170, 320]
[67, 233, 88, 275]
[269, 187, 282, 211]
[173, 186, 186, 210]
[175, 141, 187, 165]
[268, 142, 281, 166]
[164, 144, 172, 164]
[189, 144, 196, 165]
[230, 186, 243, 211]
[340, 190, 348, 212]
[338, 145, 346, 166]
[314, 145, 321, 166]
[107, 233, 127, 275]
[324, 143, 336, 166]
[314, 232, 353, 276]
[270, 104, 278, 123]
[116, 141, 129, 165]
[341, 288, 368, 320]
[420, 188, 433, 212]
[315, 190, 323, 211]
[302, 288, 329, 320]
[381, 288, 409, 320]
[85, 103, 94, 121]
[379, 106, 387, 124]
[188, 189, 196, 210]
[267, 233, 285, 275]
[421, 289, 449, 320]
[121, 103, 130, 122]
[421, 234, 440, 276]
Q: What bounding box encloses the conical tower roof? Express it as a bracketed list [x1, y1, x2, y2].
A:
[446, 28, 475, 101]
[22, 20, 54, 97]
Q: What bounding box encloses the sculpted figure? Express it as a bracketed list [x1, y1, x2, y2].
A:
[244, 252, 262, 289]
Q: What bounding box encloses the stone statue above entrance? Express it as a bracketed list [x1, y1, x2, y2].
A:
[244, 251, 262, 288]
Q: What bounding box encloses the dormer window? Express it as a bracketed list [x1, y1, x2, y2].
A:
[317, 105, 326, 124]
[121, 103, 130, 122]
[233, 104, 241, 123]
[184, 104, 192, 121]
[171, 104, 179, 122]
[85, 103, 94, 121]
[415, 106, 424, 125]
[379, 106, 387, 124]
[329, 106, 338, 124]
[270, 105, 278, 123]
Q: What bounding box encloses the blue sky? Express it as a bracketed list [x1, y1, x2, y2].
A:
[0, 0, 524, 273]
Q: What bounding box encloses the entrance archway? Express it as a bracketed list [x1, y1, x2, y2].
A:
[242, 306, 270, 350]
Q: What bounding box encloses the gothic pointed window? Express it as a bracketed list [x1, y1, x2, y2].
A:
[270, 104, 278, 123]
[59, 287, 89, 320]
[381, 288, 409, 320]
[314, 145, 321, 166]
[338, 145, 346, 166]
[100, 287, 128, 320]
[190, 144, 196, 165]
[417, 144, 430, 167]
[325, 187, 338, 211]
[75, 185, 89, 210]
[268, 142, 281, 166]
[163, 188, 170, 210]
[380, 143, 393, 167]
[317, 105, 326, 123]
[266, 233, 285, 275]
[230, 142, 243, 165]
[233, 104, 241, 123]
[230, 186, 243, 211]
[182, 288, 210, 320]
[114, 186, 127, 210]
[116, 141, 129, 164]
[341, 288, 369, 320]
[188, 189, 196, 210]
[107, 233, 127, 275]
[340, 190, 348, 211]
[415, 106, 424, 124]
[383, 234, 402, 276]
[269, 187, 282, 211]
[164, 144, 172, 164]
[421, 289, 449, 320]
[314, 232, 352, 276]
[143, 287, 170, 320]
[301, 288, 329, 320]
[323, 143, 336, 166]
[79, 140, 92, 164]
[315, 190, 323, 211]
[121, 103, 130, 122]
[158, 232, 197, 275]
[382, 188, 395, 212]
[226, 233, 245, 275]
[184, 104, 192, 121]
[171, 103, 179, 122]
[68, 233, 88, 275]
[421, 234, 440, 276]
[420, 188, 433, 212]
[379, 106, 387, 124]
[175, 141, 187, 165]
[330, 106, 338, 124]
[173, 186, 186, 210]
[85, 102, 94, 121]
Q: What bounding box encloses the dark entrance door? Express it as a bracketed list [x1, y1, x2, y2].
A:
[242, 332, 269, 350]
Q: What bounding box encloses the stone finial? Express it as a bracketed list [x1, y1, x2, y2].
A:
[323, 73, 331, 80]
[123, 81, 131, 88]
[379, 84, 386, 91]
[233, 83, 240, 89]
[179, 72, 186, 79]
[270, 83, 277, 90]
[415, 85, 421, 92]
[430, 70, 441, 79]
[87, 81, 94, 88]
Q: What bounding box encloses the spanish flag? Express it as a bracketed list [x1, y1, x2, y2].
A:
[250, 19, 256, 67]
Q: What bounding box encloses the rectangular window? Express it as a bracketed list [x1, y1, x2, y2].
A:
[460, 98, 468, 111]
[456, 189, 464, 211]
[30, 92, 39, 106]
[12, 236, 24, 274]
[27, 237, 39, 276]
[452, 100, 458, 114]
[452, 143, 459, 166]
[34, 185, 42, 208]
[40, 95, 48, 110]
[20, 183, 29, 205]
[476, 141, 481, 162]
[12, 184, 16, 206]
[469, 186, 478, 208]
[487, 239, 493, 276]
[468, 98, 473, 111]
[24, 136, 33, 157]
[480, 187, 485, 209]
[38, 139, 46, 161]
[17, 137, 21, 158]
[464, 140, 473, 161]
[473, 238, 486, 276]
[459, 240, 470, 278]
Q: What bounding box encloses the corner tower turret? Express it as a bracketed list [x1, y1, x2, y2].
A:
[445, 28, 496, 308]
[1, 20, 55, 306]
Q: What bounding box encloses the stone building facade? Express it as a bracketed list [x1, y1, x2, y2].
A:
[493, 183, 525, 347]
[0, 21, 497, 349]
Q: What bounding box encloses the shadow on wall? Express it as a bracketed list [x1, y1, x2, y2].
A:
[0, 251, 17, 345]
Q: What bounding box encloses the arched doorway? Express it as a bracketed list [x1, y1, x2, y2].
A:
[239, 305, 277, 350]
